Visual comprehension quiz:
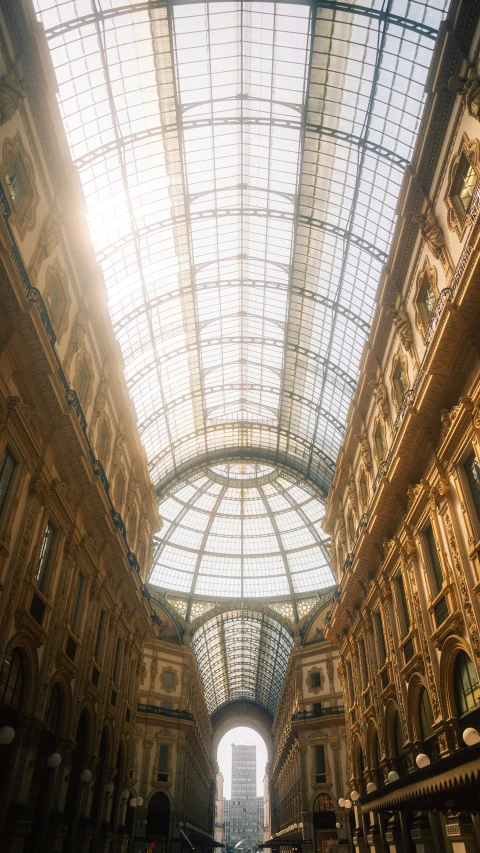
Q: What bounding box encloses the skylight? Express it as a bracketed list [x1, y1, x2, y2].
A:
[34, 0, 449, 496]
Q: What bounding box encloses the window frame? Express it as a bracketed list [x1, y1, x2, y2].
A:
[34, 521, 56, 593]
[459, 448, 480, 542]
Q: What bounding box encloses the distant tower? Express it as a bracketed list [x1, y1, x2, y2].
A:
[231, 744, 257, 798]
[225, 744, 264, 846]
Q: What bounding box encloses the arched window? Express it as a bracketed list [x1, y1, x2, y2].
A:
[453, 651, 480, 716]
[0, 650, 24, 712]
[313, 793, 335, 812]
[418, 687, 434, 741]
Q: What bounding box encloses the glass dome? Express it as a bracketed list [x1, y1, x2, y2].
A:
[149, 463, 333, 599]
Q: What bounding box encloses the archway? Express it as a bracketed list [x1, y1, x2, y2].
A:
[211, 700, 273, 763]
[146, 792, 170, 850]
[215, 719, 269, 850]
[312, 794, 338, 853]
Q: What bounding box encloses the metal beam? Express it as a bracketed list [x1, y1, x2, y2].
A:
[97, 206, 388, 264]
[73, 118, 409, 171]
[44, 0, 438, 41]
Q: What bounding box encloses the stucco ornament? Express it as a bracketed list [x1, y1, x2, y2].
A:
[0, 73, 25, 125]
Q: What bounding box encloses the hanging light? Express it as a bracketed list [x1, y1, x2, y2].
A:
[130, 798, 137, 808]
[366, 782, 377, 794]
[136, 797, 144, 807]
[46, 752, 62, 768]
[80, 769, 92, 783]
[387, 770, 399, 783]
[335, 823, 341, 829]
[463, 727, 480, 746]
[350, 791, 359, 801]
[121, 789, 130, 800]
[344, 800, 352, 809]
[104, 782, 114, 794]
[415, 753, 430, 769]
[338, 798, 346, 808]
[0, 726, 15, 745]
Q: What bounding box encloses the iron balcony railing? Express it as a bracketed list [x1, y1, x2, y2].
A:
[137, 703, 194, 721]
[291, 705, 345, 721]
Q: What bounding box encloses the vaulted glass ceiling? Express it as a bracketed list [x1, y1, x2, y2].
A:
[191, 608, 294, 714]
[35, 0, 449, 497]
[150, 463, 332, 603]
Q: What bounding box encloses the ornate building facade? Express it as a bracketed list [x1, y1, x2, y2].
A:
[271, 601, 350, 853]
[0, 1, 161, 850]
[325, 0, 480, 850]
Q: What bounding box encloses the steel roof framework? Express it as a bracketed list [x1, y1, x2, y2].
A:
[35, 0, 449, 497]
[35, 0, 449, 713]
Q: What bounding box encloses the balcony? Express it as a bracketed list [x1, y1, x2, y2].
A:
[137, 703, 194, 721]
[291, 705, 345, 721]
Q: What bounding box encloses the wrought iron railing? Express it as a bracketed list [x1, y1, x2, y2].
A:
[291, 705, 344, 721]
[137, 703, 194, 721]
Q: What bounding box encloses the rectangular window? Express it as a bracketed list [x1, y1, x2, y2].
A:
[395, 574, 410, 637]
[311, 671, 321, 689]
[313, 702, 322, 716]
[464, 451, 480, 527]
[375, 610, 387, 667]
[113, 637, 123, 685]
[424, 524, 443, 595]
[359, 639, 369, 688]
[0, 448, 16, 520]
[70, 573, 85, 635]
[35, 522, 55, 590]
[315, 745, 326, 782]
[94, 609, 106, 664]
[158, 744, 169, 774]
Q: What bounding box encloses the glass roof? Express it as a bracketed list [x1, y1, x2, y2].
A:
[191, 608, 294, 714]
[35, 0, 449, 496]
[149, 463, 333, 606]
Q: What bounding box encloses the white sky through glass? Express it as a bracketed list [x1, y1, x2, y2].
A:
[217, 726, 268, 799]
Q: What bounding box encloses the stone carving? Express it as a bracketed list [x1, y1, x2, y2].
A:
[347, 477, 358, 516]
[64, 304, 89, 373]
[444, 511, 480, 659]
[414, 212, 453, 275]
[112, 433, 125, 469]
[0, 73, 25, 125]
[126, 476, 138, 512]
[389, 305, 416, 364]
[28, 210, 61, 283]
[337, 512, 347, 548]
[401, 546, 441, 719]
[372, 377, 390, 423]
[359, 431, 373, 472]
[449, 72, 480, 120]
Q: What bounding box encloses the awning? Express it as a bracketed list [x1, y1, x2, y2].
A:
[359, 743, 480, 813]
[178, 825, 224, 849]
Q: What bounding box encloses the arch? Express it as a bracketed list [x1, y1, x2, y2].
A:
[47, 673, 72, 740]
[384, 701, 402, 758]
[211, 701, 273, 765]
[439, 634, 478, 718]
[313, 793, 336, 812]
[3, 633, 39, 718]
[453, 651, 480, 717]
[146, 791, 170, 845]
[352, 735, 365, 792]
[312, 792, 337, 832]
